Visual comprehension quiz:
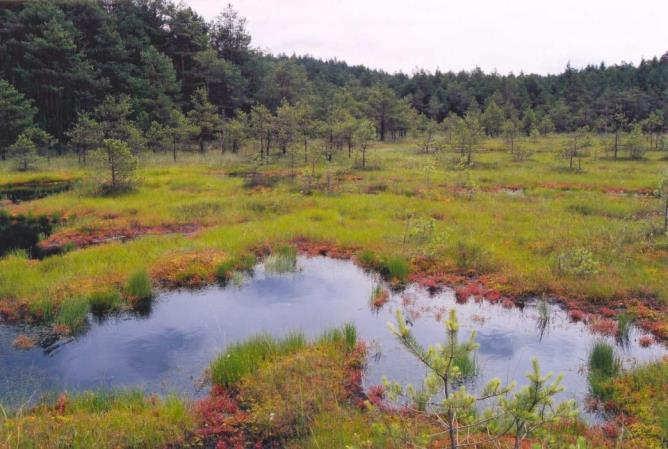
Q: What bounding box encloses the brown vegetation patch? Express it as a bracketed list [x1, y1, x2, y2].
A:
[38, 222, 201, 253]
[12, 333, 36, 349]
[291, 236, 357, 259]
[150, 249, 226, 288]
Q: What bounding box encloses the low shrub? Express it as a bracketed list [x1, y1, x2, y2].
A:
[555, 247, 599, 277]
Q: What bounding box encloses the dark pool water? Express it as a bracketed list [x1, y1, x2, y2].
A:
[1, 257, 665, 420]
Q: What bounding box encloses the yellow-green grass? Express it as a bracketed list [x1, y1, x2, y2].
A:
[0, 135, 666, 332]
[0, 391, 193, 449]
[603, 361, 668, 449]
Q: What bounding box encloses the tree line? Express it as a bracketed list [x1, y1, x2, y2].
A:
[0, 0, 665, 171]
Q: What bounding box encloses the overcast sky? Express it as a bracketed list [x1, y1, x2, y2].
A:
[185, 0, 667, 75]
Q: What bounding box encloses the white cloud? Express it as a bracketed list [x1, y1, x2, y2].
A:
[185, 0, 668, 75]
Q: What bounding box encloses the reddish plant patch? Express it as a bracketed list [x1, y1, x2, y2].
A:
[12, 334, 35, 349]
[194, 386, 248, 449]
[637, 335, 654, 347]
[599, 307, 617, 318]
[38, 222, 200, 254]
[589, 317, 618, 336]
[569, 309, 588, 322]
[291, 236, 357, 259]
[501, 299, 515, 309]
[370, 288, 390, 309]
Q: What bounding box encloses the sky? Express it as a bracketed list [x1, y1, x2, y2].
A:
[184, 0, 668, 75]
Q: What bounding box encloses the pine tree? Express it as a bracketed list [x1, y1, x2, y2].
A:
[0, 80, 36, 160]
[187, 87, 222, 153]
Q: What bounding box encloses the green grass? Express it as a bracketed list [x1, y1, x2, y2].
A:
[0, 135, 666, 331]
[215, 254, 257, 283]
[124, 269, 152, 301]
[54, 296, 89, 333]
[605, 361, 668, 448]
[587, 341, 620, 399]
[88, 290, 122, 315]
[211, 324, 359, 388]
[264, 244, 298, 273]
[210, 332, 307, 387]
[0, 390, 192, 449]
[616, 312, 634, 343]
[317, 322, 358, 352]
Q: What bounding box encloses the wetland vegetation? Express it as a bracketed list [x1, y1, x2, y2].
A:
[0, 1, 666, 448]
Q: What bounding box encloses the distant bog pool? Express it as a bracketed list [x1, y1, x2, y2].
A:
[1, 256, 664, 420]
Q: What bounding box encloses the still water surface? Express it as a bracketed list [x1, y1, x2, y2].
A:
[1, 257, 664, 420]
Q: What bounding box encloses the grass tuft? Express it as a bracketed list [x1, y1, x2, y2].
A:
[317, 322, 358, 352]
[264, 245, 297, 274]
[125, 269, 153, 301]
[587, 341, 620, 399]
[211, 332, 306, 387]
[55, 296, 89, 333]
[215, 254, 257, 284]
[88, 290, 122, 316]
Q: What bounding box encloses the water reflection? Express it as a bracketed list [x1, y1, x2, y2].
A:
[1, 256, 665, 422]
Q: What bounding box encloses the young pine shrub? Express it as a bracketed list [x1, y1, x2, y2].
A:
[384, 309, 575, 449]
[125, 269, 153, 302]
[555, 248, 599, 277]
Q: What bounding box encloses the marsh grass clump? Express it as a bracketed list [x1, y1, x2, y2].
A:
[264, 245, 297, 274]
[587, 341, 620, 399]
[55, 297, 90, 333]
[616, 312, 634, 344]
[88, 290, 122, 316]
[215, 254, 257, 284]
[317, 322, 357, 352]
[125, 269, 152, 302]
[379, 256, 409, 283]
[357, 250, 379, 270]
[211, 332, 306, 387]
